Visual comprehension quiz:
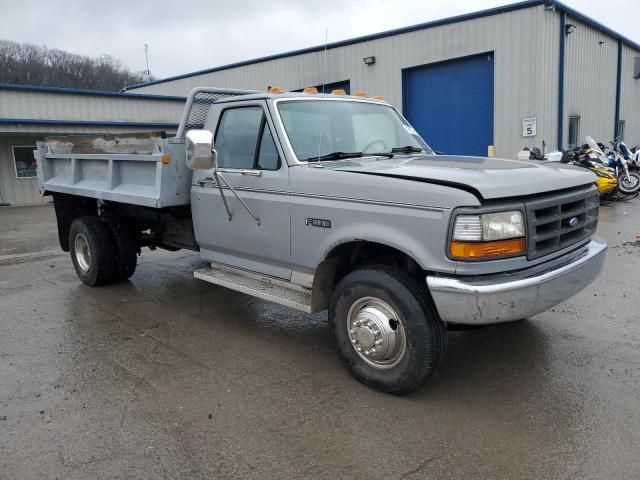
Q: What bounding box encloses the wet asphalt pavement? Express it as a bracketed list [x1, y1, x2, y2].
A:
[1, 201, 640, 480]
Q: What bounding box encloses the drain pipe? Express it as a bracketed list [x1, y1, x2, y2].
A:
[557, 10, 566, 151]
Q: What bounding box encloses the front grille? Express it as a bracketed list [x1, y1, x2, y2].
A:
[525, 185, 599, 260]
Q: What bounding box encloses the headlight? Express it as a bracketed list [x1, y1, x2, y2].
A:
[451, 211, 525, 260]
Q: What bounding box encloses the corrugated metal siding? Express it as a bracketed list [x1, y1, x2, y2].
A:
[0, 136, 45, 205]
[0, 90, 184, 124]
[619, 44, 640, 144]
[563, 17, 619, 147]
[125, 5, 560, 158]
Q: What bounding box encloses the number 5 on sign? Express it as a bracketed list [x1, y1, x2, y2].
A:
[522, 117, 537, 137]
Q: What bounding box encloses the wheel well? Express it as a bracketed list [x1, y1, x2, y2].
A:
[311, 241, 422, 313]
[52, 193, 98, 252]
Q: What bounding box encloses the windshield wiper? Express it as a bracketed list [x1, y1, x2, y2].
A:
[305, 151, 394, 162]
[305, 151, 363, 162]
[391, 146, 423, 154]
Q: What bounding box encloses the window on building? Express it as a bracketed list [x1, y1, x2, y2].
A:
[13, 146, 37, 179]
[568, 116, 580, 150]
[617, 120, 626, 141]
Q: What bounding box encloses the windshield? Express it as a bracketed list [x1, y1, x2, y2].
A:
[585, 136, 604, 156]
[276, 99, 432, 161]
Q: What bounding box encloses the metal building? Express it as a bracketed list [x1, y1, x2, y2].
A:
[0, 84, 185, 205]
[123, 0, 640, 160]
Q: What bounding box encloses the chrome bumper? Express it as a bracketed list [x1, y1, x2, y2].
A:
[427, 238, 607, 325]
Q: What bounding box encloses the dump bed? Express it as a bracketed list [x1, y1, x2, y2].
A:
[35, 133, 191, 208]
[35, 87, 259, 208]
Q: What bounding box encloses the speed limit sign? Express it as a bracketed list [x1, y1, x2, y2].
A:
[522, 117, 537, 137]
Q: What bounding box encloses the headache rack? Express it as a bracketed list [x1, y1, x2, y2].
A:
[176, 87, 260, 137]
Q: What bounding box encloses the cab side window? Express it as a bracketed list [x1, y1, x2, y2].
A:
[215, 106, 281, 170]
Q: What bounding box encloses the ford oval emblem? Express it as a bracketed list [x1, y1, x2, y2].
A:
[569, 217, 579, 227]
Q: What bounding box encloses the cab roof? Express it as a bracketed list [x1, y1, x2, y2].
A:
[215, 91, 389, 104]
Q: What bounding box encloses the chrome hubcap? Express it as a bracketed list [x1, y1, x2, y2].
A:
[74, 233, 91, 273]
[622, 175, 639, 189]
[347, 297, 406, 369]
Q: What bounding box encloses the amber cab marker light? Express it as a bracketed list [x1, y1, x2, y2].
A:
[450, 238, 526, 260]
[331, 89, 346, 95]
[268, 86, 284, 93]
[161, 154, 170, 165]
[372, 95, 384, 100]
[303, 87, 318, 94]
[354, 91, 368, 97]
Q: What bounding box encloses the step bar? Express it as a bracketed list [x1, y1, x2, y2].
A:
[193, 263, 312, 313]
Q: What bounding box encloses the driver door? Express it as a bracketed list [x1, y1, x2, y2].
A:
[191, 100, 291, 279]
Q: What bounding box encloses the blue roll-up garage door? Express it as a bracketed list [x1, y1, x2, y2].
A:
[403, 53, 494, 156]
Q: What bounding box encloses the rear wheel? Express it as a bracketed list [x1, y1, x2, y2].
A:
[329, 266, 447, 395]
[69, 216, 117, 286]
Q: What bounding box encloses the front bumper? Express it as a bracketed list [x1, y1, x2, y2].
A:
[427, 238, 607, 325]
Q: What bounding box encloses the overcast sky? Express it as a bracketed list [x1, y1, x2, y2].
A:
[1, 0, 638, 80]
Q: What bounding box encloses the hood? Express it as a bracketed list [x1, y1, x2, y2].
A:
[327, 155, 597, 200]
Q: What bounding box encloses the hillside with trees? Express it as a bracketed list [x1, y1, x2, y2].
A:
[0, 40, 153, 91]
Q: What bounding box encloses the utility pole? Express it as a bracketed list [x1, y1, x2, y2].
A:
[144, 44, 151, 81]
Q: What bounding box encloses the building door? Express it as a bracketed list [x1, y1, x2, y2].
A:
[403, 53, 494, 156]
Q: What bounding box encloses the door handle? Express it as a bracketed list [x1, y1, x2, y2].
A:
[194, 177, 216, 187]
[217, 168, 262, 177]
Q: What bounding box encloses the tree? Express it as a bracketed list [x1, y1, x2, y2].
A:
[0, 40, 153, 91]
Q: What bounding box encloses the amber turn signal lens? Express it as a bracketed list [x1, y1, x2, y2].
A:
[450, 238, 525, 260]
[161, 154, 170, 165]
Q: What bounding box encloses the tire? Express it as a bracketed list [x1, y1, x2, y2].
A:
[102, 216, 138, 281]
[619, 172, 640, 195]
[69, 216, 117, 286]
[329, 266, 447, 395]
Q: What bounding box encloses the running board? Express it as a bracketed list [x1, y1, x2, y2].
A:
[193, 263, 312, 313]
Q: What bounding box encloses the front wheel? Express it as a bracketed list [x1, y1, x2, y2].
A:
[329, 266, 447, 395]
[618, 172, 640, 194]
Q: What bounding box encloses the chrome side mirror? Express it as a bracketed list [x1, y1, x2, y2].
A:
[185, 129, 217, 170]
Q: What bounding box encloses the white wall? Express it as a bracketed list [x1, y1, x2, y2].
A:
[0, 136, 46, 205]
[619, 44, 640, 145]
[0, 90, 185, 128]
[563, 16, 619, 148]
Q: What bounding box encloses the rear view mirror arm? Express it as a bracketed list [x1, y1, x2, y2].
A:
[214, 171, 261, 226]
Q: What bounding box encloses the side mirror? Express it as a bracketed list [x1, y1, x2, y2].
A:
[185, 129, 217, 170]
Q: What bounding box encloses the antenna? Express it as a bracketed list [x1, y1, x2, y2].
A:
[318, 29, 329, 160]
[321, 29, 328, 93]
[144, 43, 151, 81]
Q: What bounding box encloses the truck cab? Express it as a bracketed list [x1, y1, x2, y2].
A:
[36, 87, 607, 394]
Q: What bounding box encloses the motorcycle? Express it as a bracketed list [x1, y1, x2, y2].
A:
[628, 144, 640, 172]
[548, 139, 618, 198]
[606, 138, 640, 195]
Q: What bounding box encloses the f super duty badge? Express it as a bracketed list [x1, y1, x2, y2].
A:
[305, 218, 331, 228]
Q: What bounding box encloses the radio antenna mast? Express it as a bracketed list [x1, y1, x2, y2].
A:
[321, 29, 328, 93]
[144, 44, 151, 81]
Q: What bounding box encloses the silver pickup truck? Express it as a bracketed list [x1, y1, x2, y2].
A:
[36, 87, 606, 394]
